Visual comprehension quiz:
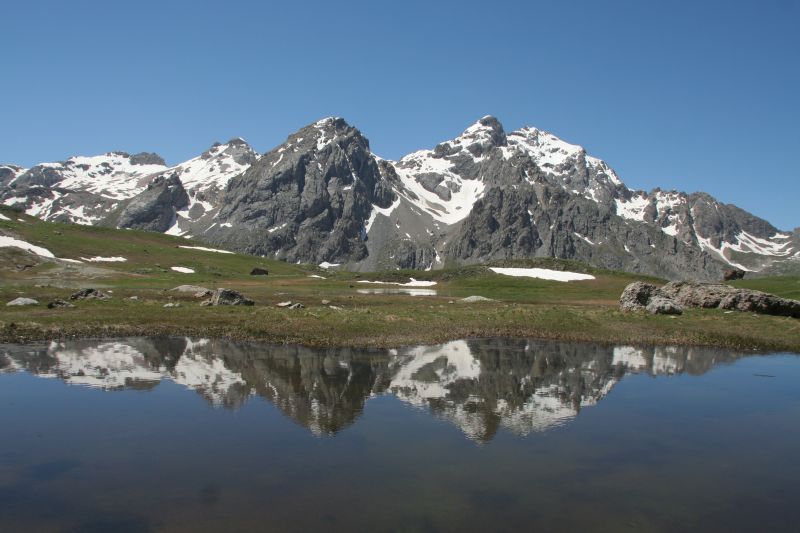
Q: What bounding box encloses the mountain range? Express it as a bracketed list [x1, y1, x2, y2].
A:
[2, 116, 797, 279]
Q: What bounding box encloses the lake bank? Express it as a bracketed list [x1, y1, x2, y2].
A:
[2, 293, 799, 353]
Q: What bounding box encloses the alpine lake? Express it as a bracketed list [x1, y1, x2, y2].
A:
[1, 337, 798, 532]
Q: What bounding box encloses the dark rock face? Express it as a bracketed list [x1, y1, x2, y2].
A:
[117, 174, 189, 232]
[620, 282, 661, 312]
[0, 165, 24, 187]
[719, 289, 800, 318]
[70, 288, 110, 301]
[646, 297, 683, 315]
[209, 288, 254, 306]
[206, 118, 395, 265]
[130, 152, 166, 166]
[250, 267, 269, 276]
[723, 268, 745, 281]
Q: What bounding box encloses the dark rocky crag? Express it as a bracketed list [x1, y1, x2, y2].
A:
[205, 118, 395, 265]
[117, 174, 190, 232]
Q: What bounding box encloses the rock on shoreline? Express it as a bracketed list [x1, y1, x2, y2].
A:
[621, 280, 800, 318]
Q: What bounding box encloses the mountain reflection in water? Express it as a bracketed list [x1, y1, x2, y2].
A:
[0, 338, 745, 442]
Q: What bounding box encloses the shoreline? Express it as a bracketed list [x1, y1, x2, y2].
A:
[2, 312, 798, 353]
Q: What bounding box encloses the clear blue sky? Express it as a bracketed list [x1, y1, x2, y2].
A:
[2, 0, 798, 229]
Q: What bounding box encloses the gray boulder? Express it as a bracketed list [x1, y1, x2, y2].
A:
[646, 297, 683, 315]
[719, 289, 800, 318]
[47, 299, 74, 309]
[6, 297, 38, 306]
[723, 268, 745, 281]
[459, 295, 496, 303]
[619, 282, 660, 312]
[70, 288, 111, 301]
[171, 285, 212, 297]
[209, 288, 254, 306]
[659, 281, 734, 308]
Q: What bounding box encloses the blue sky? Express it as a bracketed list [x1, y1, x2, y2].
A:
[2, 0, 798, 229]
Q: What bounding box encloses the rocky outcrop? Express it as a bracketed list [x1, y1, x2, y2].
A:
[170, 285, 212, 297]
[723, 268, 745, 281]
[619, 282, 661, 312]
[719, 289, 800, 318]
[70, 288, 111, 300]
[621, 281, 800, 318]
[645, 297, 683, 315]
[47, 299, 75, 309]
[206, 288, 254, 306]
[659, 281, 734, 308]
[117, 174, 189, 232]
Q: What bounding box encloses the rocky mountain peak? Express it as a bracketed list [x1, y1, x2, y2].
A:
[130, 152, 166, 166]
[455, 115, 507, 152]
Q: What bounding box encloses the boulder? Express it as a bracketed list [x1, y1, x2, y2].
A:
[288, 303, 305, 309]
[646, 297, 683, 315]
[276, 301, 293, 308]
[658, 281, 734, 308]
[69, 288, 110, 301]
[163, 302, 181, 308]
[171, 285, 211, 295]
[458, 295, 496, 303]
[210, 288, 254, 306]
[47, 299, 74, 309]
[619, 282, 660, 312]
[719, 289, 800, 318]
[723, 269, 746, 281]
[250, 267, 269, 276]
[6, 297, 38, 307]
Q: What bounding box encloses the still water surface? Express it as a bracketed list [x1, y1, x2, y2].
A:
[1, 338, 798, 532]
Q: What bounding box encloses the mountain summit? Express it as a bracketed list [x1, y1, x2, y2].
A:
[2, 117, 797, 279]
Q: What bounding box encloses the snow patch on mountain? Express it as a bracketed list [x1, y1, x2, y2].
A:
[49, 153, 167, 199]
[365, 197, 401, 233]
[615, 195, 650, 221]
[393, 157, 486, 225]
[0, 235, 55, 258]
[164, 140, 257, 195]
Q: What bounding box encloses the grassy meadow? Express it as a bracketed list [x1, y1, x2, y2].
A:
[2, 208, 799, 352]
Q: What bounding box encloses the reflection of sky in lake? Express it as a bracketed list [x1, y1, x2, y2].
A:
[1, 338, 798, 532]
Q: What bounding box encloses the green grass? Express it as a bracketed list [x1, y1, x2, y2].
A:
[729, 275, 800, 301]
[2, 207, 799, 352]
